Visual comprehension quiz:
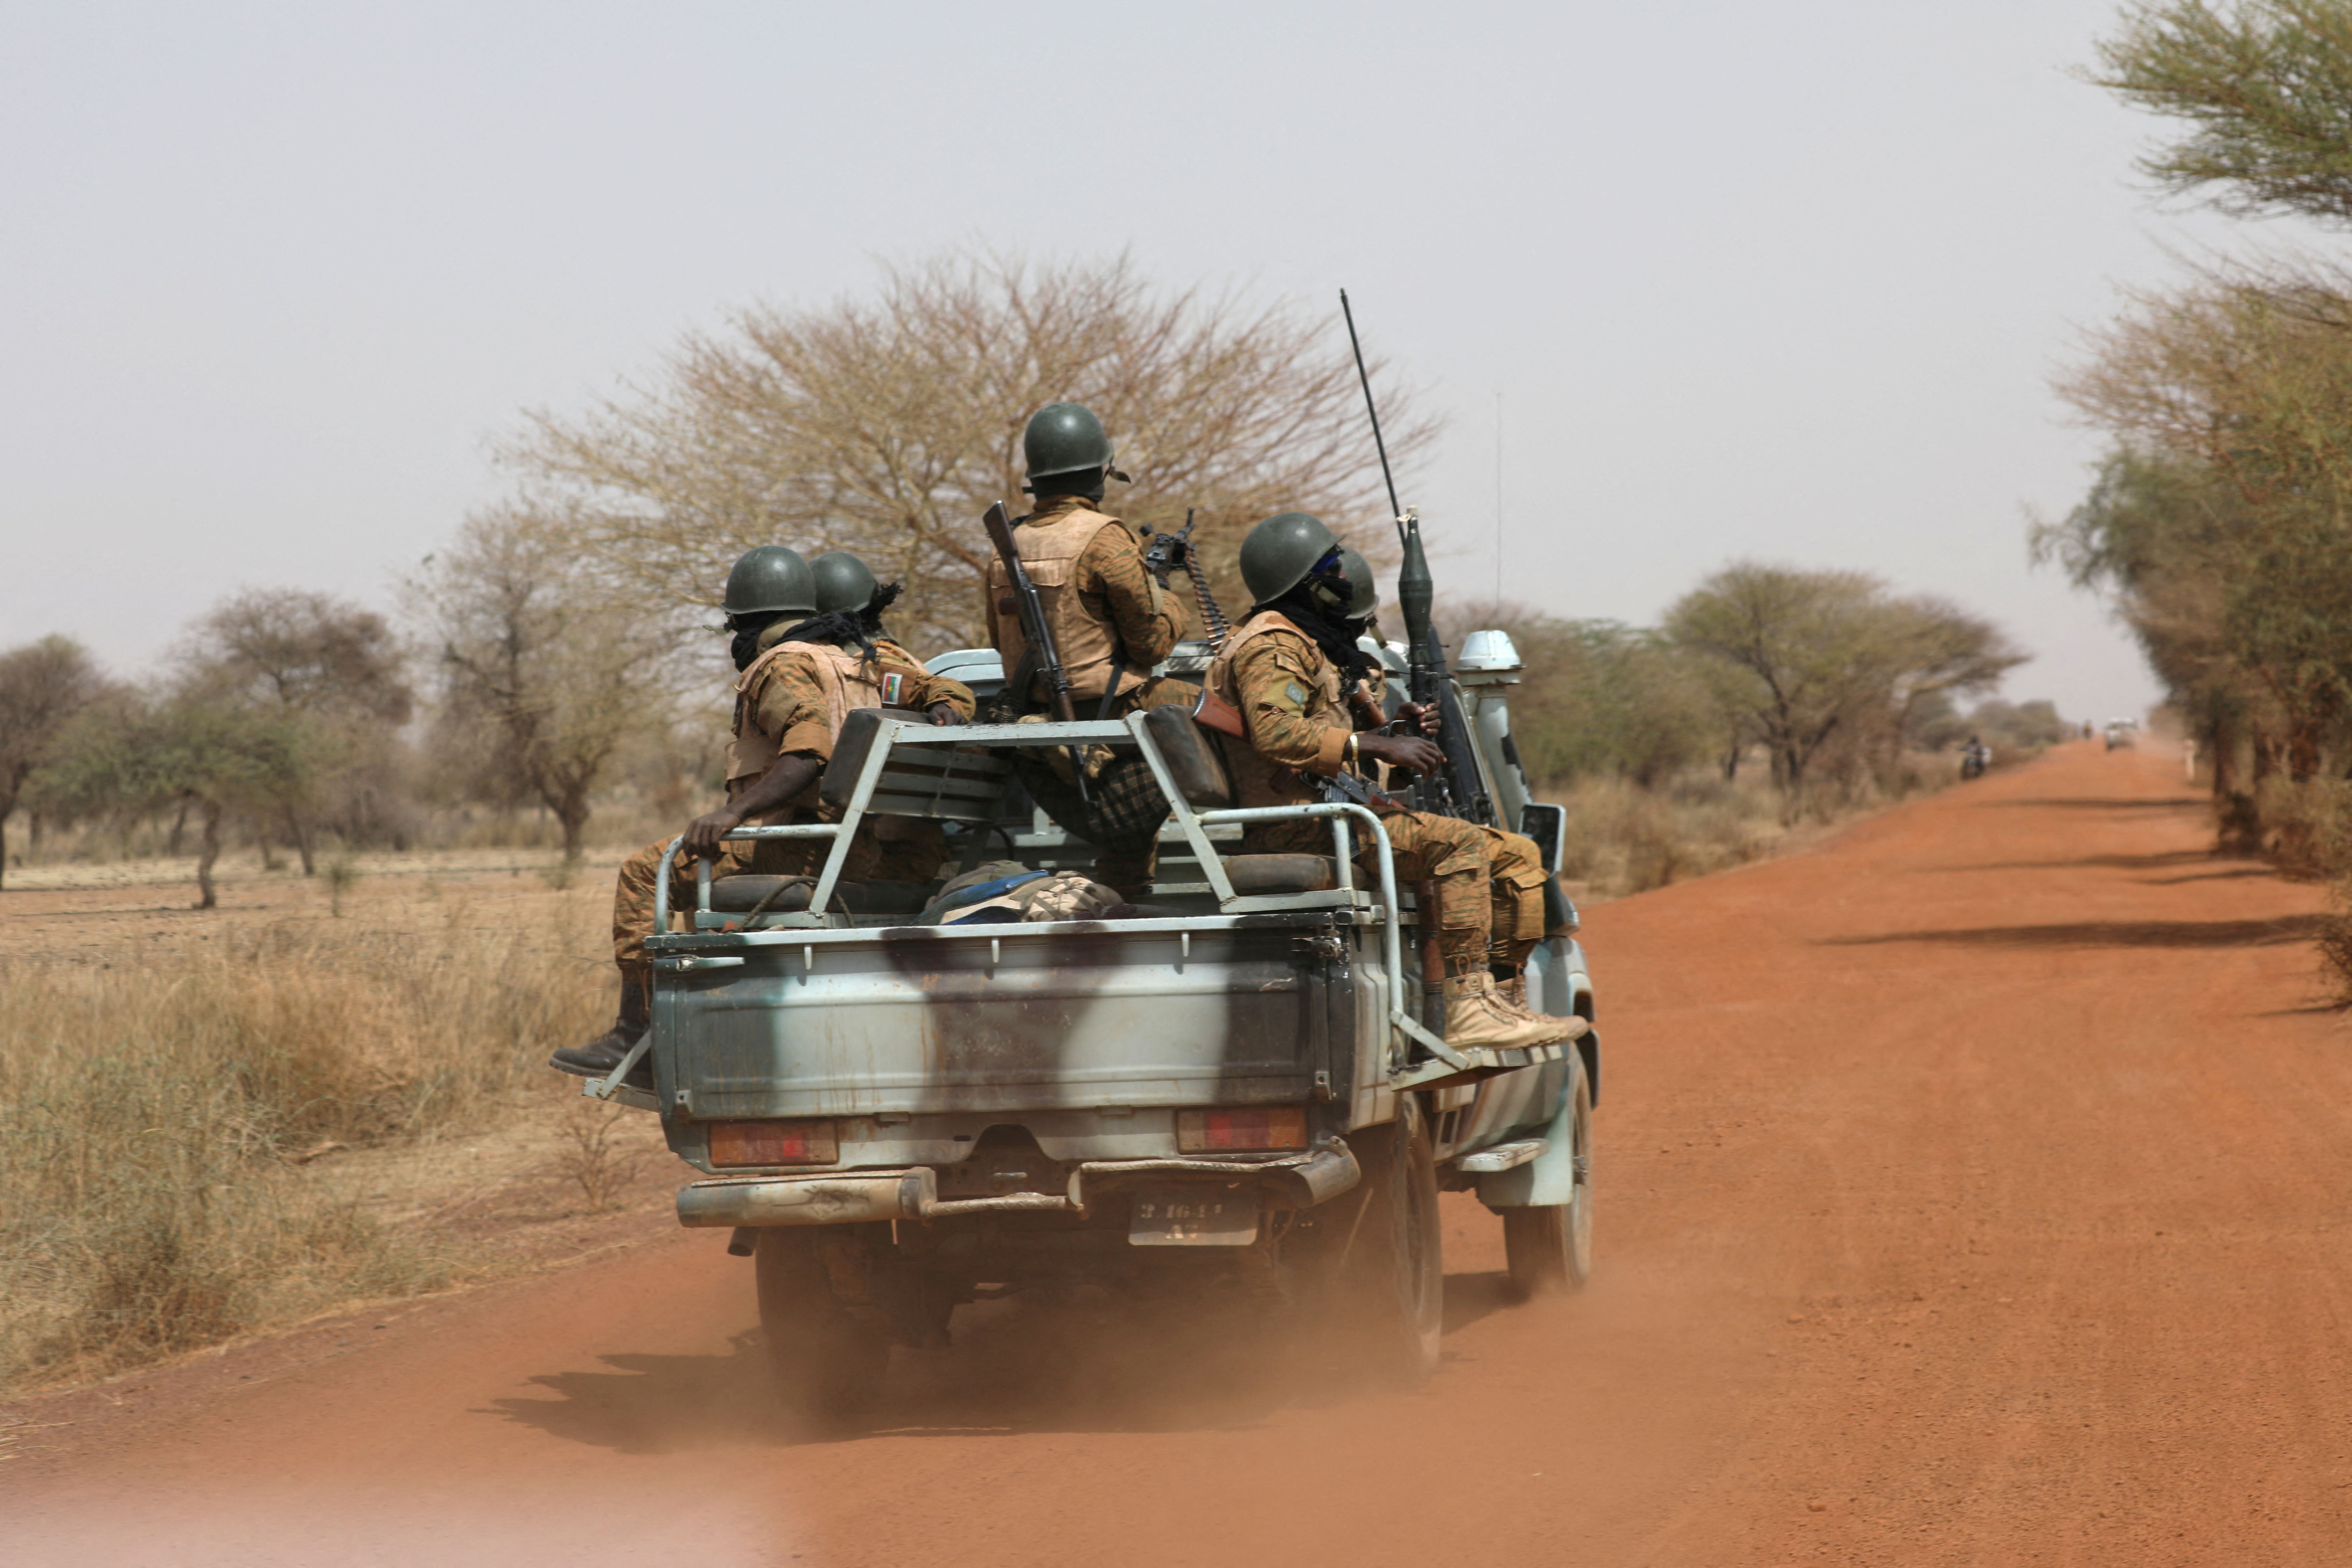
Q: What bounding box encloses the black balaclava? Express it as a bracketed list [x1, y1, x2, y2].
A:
[1028, 467, 1106, 506]
[1255, 552, 1368, 690]
[728, 610, 788, 672]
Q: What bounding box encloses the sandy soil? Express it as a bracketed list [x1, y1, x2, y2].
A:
[6, 740, 2349, 1565]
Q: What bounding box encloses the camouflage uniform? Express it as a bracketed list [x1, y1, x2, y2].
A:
[609, 623, 973, 969]
[1207, 613, 1498, 978]
[984, 493, 1192, 896]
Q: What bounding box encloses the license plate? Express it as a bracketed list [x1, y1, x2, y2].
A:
[1127, 1186, 1260, 1247]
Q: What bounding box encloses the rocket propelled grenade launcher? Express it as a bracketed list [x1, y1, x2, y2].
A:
[1340, 290, 1497, 827]
[1396, 510, 1497, 825]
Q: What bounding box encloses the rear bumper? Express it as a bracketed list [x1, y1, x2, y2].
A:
[677, 1141, 1361, 1228]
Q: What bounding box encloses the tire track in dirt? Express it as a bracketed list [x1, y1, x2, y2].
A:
[7, 741, 2349, 1565]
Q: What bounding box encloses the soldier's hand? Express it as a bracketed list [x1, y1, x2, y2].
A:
[1360, 734, 1444, 779]
[927, 702, 963, 727]
[681, 807, 744, 860]
[1397, 701, 1441, 738]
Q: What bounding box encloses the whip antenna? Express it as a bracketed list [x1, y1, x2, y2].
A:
[1339, 288, 1406, 549]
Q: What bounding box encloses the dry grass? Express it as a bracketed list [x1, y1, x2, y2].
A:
[0, 919, 607, 1395]
[1548, 753, 1954, 900]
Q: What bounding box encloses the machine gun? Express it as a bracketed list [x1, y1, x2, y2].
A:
[982, 499, 1090, 803]
[1339, 291, 1496, 826]
[1142, 509, 1231, 649]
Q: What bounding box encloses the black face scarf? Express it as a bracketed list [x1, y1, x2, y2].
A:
[771, 582, 905, 663]
[1257, 578, 1370, 690]
[728, 611, 788, 672]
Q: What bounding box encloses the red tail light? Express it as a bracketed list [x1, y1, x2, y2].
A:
[1176, 1107, 1308, 1153]
[708, 1119, 838, 1168]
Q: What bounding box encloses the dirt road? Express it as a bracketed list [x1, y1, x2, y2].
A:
[9, 741, 2350, 1566]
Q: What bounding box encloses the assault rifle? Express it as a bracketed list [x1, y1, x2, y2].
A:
[982, 500, 1090, 804]
[1339, 290, 1496, 826]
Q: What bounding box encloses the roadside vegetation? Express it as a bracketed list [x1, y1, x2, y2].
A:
[2050, 1, 2352, 996]
[0, 917, 608, 1395]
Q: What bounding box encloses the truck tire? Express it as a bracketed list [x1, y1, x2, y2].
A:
[754, 1226, 889, 1424]
[1503, 1055, 1594, 1297]
[1347, 1097, 1444, 1383]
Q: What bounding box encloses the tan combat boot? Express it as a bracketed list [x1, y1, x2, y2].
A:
[1441, 971, 1558, 1053]
[1495, 973, 1577, 1045]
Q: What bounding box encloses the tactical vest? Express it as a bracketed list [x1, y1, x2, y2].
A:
[1205, 610, 1352, 812]
[986, 503, 1146, 705]
[726, 639, 920, 795]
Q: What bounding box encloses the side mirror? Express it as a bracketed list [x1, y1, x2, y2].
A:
[1520, 802, 1567, 875]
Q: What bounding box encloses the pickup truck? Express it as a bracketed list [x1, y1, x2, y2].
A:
[588, 629, 1599, 1420]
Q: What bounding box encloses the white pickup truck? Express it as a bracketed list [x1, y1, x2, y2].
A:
[589, 630, 1598, 1420]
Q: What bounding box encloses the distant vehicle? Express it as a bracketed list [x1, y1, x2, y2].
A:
[2105, 719, 2138, 751]
[1959, 737, 1991, 780]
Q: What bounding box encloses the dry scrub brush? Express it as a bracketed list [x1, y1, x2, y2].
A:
[0, 924, 602, 1394]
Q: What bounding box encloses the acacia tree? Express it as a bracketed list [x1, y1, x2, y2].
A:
[38, 690, 322, 909]
[2092, 0, 2352, 226]
[2058, 279, 2352, 782]
[180, 589, 412, 873]
[407, 506, 674, 860]
[1665, 564, 2023, 798]
[0, 636, 107, 889]
[504, 248, 1438, 652]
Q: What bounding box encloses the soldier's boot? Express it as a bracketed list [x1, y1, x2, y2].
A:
[1440, 971, 1558, 1054]
[1493, 971, 1577, 1045]
[550, 968, 653, 1086]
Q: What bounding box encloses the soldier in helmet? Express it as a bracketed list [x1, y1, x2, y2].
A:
[1331, 546, 1572, 1025]
[552, 546, 975, 1084]
[982, 402, 1196, 898]
[1205, 512, 1572, 1054]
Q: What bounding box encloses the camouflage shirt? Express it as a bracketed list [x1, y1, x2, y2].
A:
[1226, 626, 1356, 777]
[742, 631, 975, 802]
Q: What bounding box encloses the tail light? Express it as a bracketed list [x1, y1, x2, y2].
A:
[1176, 1106, 1308, 1153]
[708, 1119, 838, 1168]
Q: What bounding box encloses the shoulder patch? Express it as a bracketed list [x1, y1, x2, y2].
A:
[1284, 681, 1308, 705]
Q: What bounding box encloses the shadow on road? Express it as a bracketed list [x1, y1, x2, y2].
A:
[1986, 797, 2203, 811]
[485, 1272, 1522, 1453]
[1822, 914, 2328, 951]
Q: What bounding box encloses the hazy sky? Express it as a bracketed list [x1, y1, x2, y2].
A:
[2, 1, 2316, 717]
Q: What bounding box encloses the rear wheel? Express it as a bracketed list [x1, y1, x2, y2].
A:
[754, 1226, 890, 1424]
[1346, 1097, 1445, 1382]
[1503, 1054, 1594, 1297]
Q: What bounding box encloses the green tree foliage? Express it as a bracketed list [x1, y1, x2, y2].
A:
[2092, 1, 2352, 225]
[1663, 564, 2024, 796]
[1444, 611, 1715, 786]
[0, 636, 108, 890]
[39, 692, 326, 908]
[179, 589, 413, 872]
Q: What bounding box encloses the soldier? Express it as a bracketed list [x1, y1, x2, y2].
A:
[982, 402, 1195, 899]
[1205, 512, 1570, 1054]
[552, 546, 974, 1084]
[1332, 547, 1570, 1025]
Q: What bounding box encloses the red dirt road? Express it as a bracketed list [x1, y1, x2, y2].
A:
[9, 741, 2351, 1565]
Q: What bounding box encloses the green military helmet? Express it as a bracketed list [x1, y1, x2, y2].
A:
[810, 550, 879, 615]
[1238, 511, 1341, 606]
[1336, 546, 1378, 621]
[722, 545, 816, 617]
[1022, 401, 1131, 487]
